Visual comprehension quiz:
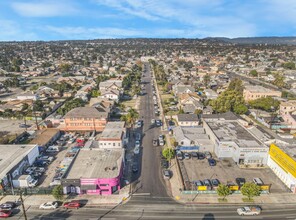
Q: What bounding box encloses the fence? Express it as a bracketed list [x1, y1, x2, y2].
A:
[0, 187, 53, 196]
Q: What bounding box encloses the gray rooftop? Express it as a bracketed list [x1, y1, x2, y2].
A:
[66, 148, 123, 179]
[0, 145, 37, 179]
[207, 121, 263, 148]
[202, 112, 238, 121]
[177, 114, 199, 122]
[99, 122, 125, 140]
[64, 107, 108, 119]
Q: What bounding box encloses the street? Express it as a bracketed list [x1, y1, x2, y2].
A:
[9, 202, 296, 219]
[131, 62, 170, 197]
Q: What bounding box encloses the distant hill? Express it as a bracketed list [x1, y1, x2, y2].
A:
[204, 37, 296, 45]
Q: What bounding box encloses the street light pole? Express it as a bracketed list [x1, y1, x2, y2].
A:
[19, 190, 27, 220]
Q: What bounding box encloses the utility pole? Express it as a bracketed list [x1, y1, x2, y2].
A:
[19, 190, 27, 220]
[32, 100, 39, 130]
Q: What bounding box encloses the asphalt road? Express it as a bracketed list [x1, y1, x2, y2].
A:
[131, 62, 170, 197]
[10, 202, 296, 219]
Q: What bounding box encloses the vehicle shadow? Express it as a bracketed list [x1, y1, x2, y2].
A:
[202, 213, 215, 220]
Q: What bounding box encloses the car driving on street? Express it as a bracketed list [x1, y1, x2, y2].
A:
[237, 206, 261, 216]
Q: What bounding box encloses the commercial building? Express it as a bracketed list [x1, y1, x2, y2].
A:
[63, 107, 108, 132]
[243, 85, 281, 101]
[280, 100, 296, 115]
[62, 148, 124, 195]
[203, 113, 269, 166]
[267, 143, 296, 193]
[0, 145, 39, 189]
[97, 122, 128, 149]
[29, 128, 60, 148]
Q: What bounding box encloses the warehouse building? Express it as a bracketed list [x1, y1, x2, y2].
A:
[0, 144, 39, 189]
[267, 143, 296, 193]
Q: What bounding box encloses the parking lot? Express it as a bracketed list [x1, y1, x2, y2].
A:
[180, 153, 289, 193]
[0, 119, 34, 134]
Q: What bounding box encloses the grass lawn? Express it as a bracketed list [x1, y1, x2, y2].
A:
[166, 111, 179, 116]
[121, 99, 136, 109]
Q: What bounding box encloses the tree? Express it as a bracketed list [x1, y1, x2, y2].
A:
[162, 147, 175, 161]
[203, 74, 211, 88]
[217, 184, 231, 201]
[249, 96, 280, 111]
[249, 70, 258, 77]
[120, 108, 139, 127]
[210, 90, 245, 113]
[52, 185, 64, 201]
[228, 78, 244, 94]
[194, 109, 203, 115]
[240, 182, 261, 201]
[233, 104, 248, 115]
[272, 73, 285, 88]
[90, 89, 100, 97]
[282, 62, 296, 70]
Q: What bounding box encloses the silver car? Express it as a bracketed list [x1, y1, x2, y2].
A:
[237, 206, 261, 216]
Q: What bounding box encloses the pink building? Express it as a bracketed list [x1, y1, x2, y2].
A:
[62, 148, 124, 195]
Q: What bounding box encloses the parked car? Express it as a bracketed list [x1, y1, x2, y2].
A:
[159, 139, 165, 146]
[136, 120, 143, 128]
[208, 158, 216, 166]
[197, 152, 205, 160]
[211, 179, 220, 187]
[68, 138, 76, 144]
[134, 146, 140, 155]
[161, 159, 169, 169]
[191, 152, 199, 159]
[135, 140, 141, 148]
[152, 139, 158, 147]
[132, 163, 139, 173]
[163, 170, 171, 179]
[135, 133, 141, 141]
[237, 206, 261, 216]
[194, 180, 204, 187]
[151, 119, 156, 124]
[204, 151, 212, 159]
[0, 210, 12, 218]
[203, 179, 212, 188]
[236, 178, 246, 187]
[63, 200, 81, 209]
[253, 178, 264, 186]
[0, 202, 17, 210]
[168, 120, 175, 126]
[184, 153, 191, 159]
[39, 202, 58, 210]
[159, 134, 164, 140]
[156, 120, 162, 126]
[160, 151, 166, 160]
[177, 152, 183, 160]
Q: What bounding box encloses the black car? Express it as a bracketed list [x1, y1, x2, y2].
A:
[161, 159, 169, 169]
[197, 152, 205, 160]
[153, 139, 158, 147]
[211, 179, 220, 187]
[0, 202, 17, 210]
[208, 158, 216, 166]
[132, 164, 138, 173]
[191, 152, 199, 159]
[236, 177, 246, 186]
[168, 120, 175, 126]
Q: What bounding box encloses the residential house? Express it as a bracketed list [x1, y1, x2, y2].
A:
[176, 114, 199, 127]
[172, 85, 195, 96]
[63, 107, 108, 132]
[173, 126, 214, 151]
[280, 100, 296, 116]
[204, 89, 218, 100]
[17, 92, 39, 101]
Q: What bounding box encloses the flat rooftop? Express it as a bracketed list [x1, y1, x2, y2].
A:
[98, 122, 125, 140]
[0, 145, 37, 179]
[66, 148, 123, 179]
[244, 85, 279, 93]
[207, 121, 263, 148]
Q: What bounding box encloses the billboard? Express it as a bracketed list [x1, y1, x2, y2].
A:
[269, 144, 296, 178]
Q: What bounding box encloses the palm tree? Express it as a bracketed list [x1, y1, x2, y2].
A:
[121, 108, 139, 128]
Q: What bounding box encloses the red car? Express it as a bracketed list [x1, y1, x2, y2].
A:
[0, 210, 12, 218]
[63, 200, 81, 209]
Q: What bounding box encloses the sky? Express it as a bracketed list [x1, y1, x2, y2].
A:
[0, 0, 296, 41]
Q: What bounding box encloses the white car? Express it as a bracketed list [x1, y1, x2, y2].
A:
[134, 146, 140, 154]
[237, 206, 261, 216]
[39, 202, 58, 210]
[68, 138, 75, 144]
[135, 140, 141, 148]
